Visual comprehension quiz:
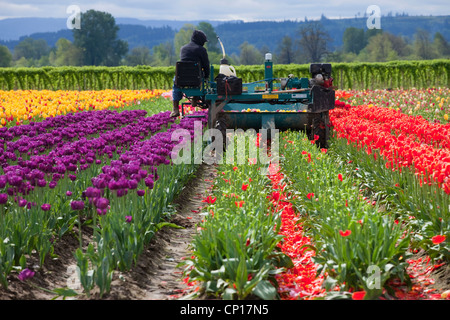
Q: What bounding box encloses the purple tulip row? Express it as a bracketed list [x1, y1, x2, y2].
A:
[0, 109, 177, 207]
[85, 111, 208, 208]
[0, 109, 148, 166]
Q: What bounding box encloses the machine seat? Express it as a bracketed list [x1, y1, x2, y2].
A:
[175, 61, 202, 88]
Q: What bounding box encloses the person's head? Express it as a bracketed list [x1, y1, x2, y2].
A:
[191, 30, 208, 46]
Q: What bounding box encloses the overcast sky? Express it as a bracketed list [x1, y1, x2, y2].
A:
[0, 0, 448, 21]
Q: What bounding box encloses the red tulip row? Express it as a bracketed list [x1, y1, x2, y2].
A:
[267, 163, 326, 300]
[331, 102, 450, 194]
[334, 101, 450, 148]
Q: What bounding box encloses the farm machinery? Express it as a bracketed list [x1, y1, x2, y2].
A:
[175, 52, 335, 149]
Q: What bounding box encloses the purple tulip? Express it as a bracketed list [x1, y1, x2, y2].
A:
[18, 198, 27, 207]
[94, 197, 109, 210]
[41, 203, 51, 211]
[0, 193, 8, 204]
[37, 179, 47, 187]
[97, 208, 108, 215]
[127, 179, 138, 190]
[125, 215, 132, 223]
[137, 189, 145, 197]
[18, 268, 35, 281]
[66, 190, 72, 196]
[85, 187, 101, 199]
[70, 200, 85, 211]
[144, 177, 154, 189]
[116, 189, 127, 197]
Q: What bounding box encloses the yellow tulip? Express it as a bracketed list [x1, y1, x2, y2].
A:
[444, 114, 449, 121]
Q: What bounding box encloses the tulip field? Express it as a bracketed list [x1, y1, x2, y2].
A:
[0, 85, 449, 301]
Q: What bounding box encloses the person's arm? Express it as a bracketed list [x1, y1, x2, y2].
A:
[200, 48, 210, 79]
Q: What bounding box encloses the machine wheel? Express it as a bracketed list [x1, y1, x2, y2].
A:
[214, 113, 229, 158]
[310, 111, 330, 149]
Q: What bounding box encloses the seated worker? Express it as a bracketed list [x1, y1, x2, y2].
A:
[171, 29, 210, 117]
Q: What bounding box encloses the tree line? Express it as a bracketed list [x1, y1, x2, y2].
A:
[0, 10, 448, 68]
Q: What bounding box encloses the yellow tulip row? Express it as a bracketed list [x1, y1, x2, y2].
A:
[0, 89, 168, 126]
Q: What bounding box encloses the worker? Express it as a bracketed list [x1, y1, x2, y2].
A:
[171, 29, 210, 117]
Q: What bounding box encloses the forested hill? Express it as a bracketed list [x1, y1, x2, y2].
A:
[0, 15, 449, 55]
[214, 15, 450, 54]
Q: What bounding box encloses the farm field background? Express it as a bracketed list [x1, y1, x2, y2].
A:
[0, 83, 448, 301]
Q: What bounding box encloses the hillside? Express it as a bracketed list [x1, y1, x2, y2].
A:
[0, 15, 448, 55]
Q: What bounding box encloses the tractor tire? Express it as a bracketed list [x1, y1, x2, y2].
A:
[310, 111, 330, 149]
[214, 113, 229, 159]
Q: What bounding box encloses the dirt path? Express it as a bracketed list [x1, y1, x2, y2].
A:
[0, 163, 216, 300]
[105, 163, 217, 300]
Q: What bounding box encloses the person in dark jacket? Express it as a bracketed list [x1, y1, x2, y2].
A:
[171, 29, 210, 117]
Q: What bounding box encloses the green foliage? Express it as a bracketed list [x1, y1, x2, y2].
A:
[73, 10, 128, 66]
[281, 131, 413, 298]
[183, 134, 290, 300]
[0, 59, 448, 90]
[0, 45, 12, 67]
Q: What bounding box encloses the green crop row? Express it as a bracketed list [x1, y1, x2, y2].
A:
[183, 132, 291, 300]
[281, 131, 412, 299]
[0, 59, 448, 91]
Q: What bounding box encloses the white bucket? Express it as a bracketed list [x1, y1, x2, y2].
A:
[219, 64, 236, 77]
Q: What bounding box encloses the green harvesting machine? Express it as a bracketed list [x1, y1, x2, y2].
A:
[175, 51, 335, 148]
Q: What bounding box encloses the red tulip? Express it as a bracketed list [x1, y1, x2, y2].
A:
[339, 230, 351, 237]
[431, 235, 446, 244]
[352, 291, 366, 300]
[235, 201, 244, 207]
[202, 196, 216, 204]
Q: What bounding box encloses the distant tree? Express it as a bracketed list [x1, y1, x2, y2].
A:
[174, 24, 196, 57]
[364, 28, 382, 44]
[342, 27, 365, 54]
[73, 10, 128, 66]
[433, 32, 450, 57]
[0, 45, 12, 67]
[13, 37, 50, 61]
[125, 46, 153, 66]
[297, 21, 331, 62]
[276, 36, 295, 64]
[259, 45, 271, 58]
[364, 33, 398, 62]
[385, 33, 411, 57]
[152, 41, 176, 66]
[197, 21, 220, 54]
[239, 41, 262, 65]
[49, 38, 82, 66]
[414, 29, 436, 60]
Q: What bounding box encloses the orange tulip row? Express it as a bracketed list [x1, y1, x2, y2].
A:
[0, 89, 167, 126]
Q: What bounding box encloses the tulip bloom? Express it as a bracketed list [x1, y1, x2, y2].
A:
[339, 230, 352, 237]
[202, 196, 216, 204]
[18, 268, 35, 281]
[431, 235, 446, 244]
[70, 200, 85, 211]
[352, 291, 366, 300]
[235, 201, 245, 207]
